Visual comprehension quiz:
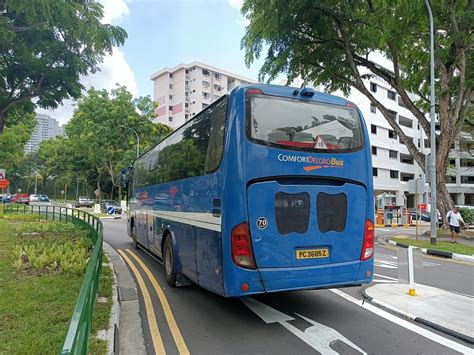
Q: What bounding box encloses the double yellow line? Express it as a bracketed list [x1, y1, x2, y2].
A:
[117, 249, 190, 355]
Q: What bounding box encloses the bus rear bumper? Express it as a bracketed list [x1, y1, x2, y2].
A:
[257, 259, 372, 294]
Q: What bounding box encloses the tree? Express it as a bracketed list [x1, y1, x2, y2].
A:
[0, 107, 36, 169]
[0, 0, 127, 132]
[66, 86, 172, 199]
[241, 0, 473, 221]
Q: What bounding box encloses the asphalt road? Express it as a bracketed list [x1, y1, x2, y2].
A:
[103, 218, 473, 355]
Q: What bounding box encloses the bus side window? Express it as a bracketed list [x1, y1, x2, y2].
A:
[205, 98, 227, 173]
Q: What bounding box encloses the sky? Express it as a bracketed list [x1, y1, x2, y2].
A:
[38, 0, 267, 124]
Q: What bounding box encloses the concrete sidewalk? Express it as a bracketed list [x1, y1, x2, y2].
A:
[364, 283, 474, 344]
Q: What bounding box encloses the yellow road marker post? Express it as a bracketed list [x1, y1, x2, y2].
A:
[117, 249, 166, 354]
[126, 249, 190, 355]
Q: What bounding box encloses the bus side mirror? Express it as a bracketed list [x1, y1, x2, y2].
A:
[120, 167, 131, 190]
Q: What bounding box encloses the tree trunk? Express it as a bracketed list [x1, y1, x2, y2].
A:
[436, 125, 455, 229]
[0, 111, 4, 133]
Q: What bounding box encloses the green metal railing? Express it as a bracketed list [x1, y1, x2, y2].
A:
[3, 204, 103, 354]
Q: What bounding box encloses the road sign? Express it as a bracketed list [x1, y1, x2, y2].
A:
[418, 203, 427, 211]
[61, 190, 65, 195]
[94, 189, 100, 196]
[17, 188, 21, 193]
[0, 179, 10, 189]
[107, 206, 115, 215]
[0, 169, 5, 180]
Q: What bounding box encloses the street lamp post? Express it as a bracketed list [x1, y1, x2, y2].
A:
[425, 0, 437, 245]
[119, 125, 140, 159]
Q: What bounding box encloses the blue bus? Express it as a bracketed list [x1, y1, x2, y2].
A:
[126, 84, 374, 297]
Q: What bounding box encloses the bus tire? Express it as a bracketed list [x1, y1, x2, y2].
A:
[164, 235, 177, 287]
[131, 225, 139, 250]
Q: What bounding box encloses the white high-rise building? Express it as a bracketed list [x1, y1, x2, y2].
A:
[25, 114, 65, 153]
[150, 61, 257, 128]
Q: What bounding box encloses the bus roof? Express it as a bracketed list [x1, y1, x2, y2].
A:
[233, 83, 351, 107]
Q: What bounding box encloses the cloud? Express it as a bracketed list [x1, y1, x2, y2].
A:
[100, 0, 129, 24]
[38, 0, 136, 125]
[227, 0, 249, 26]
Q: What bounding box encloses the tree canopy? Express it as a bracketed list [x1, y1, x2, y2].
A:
[241, 0, 473, 218]
[0, 0, 127, 132]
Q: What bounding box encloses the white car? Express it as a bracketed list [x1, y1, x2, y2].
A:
[29, 194, 39, 203]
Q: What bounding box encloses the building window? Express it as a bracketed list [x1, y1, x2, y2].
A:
[202, 103, 209, 109]
[387, 90, 396, 100]
[169, 84, 173, 89]
[460, 159, 474, 167]
[400, 173, 415, 182]
[203, 92, 210, 99]
[399, 115, 413, 128]
[214, 84, 222, 91]
[424, 139, 430, 148]
[389, 150, 398, 159]
[445, 176, 456, 183]
[370, 82, 377, 93]
[169, 73, 173, 78]
[185, 69, 189, 74]
[202, 69, 210, 76]
[185, 103, 188, 108]
[372, 168, 378, 177]
[388, 130, 397, 139]
[169, 95, 172, 100]
[202, 80, 210, 88]
[169, 106, 173, 111]
[370, 104, 376, 113]
[400, 153, 414, 165]
[214, 73, 221, 80]
[461, 176, 474, 184]
[372, 146, 377, 155]
[398, 95, 407, 108]
[418, 139, 421, 148]
[169, 117, 173, 122]
[371, 125, 377, 134]
[185, 114, 188, 119]
[390, 170, 399, 179]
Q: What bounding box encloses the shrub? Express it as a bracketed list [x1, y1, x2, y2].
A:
[16, 221, 89, 237]
[459, 208, 473, 224]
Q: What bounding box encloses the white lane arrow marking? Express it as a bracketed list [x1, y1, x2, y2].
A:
[242, 297, 366, 355]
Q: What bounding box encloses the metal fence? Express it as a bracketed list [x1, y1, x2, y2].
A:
[3, 204, 103, 354]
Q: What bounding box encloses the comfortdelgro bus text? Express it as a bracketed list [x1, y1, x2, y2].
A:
[126, 84, 374, 297]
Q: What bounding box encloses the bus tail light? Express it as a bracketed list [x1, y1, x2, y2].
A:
[361, 220, 374, 261]
[231, 222, 256, 269]
[246, 88, 263, 95]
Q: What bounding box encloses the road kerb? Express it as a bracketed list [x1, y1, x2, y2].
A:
[361, 288, 474, 345]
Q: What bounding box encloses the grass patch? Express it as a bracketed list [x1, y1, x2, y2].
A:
[88, 254, 114, 354]
[391, 237, 474, 256]
[0, 219, 99, 353]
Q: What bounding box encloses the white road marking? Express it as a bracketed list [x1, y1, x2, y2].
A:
[372, 279, 397, 283]
[330, 289, 473, 354]
[242, 297, 366, 355]
[373, 273, 398, 281]
[375, 254, 440, 269]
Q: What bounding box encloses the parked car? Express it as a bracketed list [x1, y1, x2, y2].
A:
[100, 200, 122, 214]
[38, 194, 50, 202]
[0, 193, 11, 203]
[11, 193, 30, 204]
[75, 196, 94, 208]
[29, 194, 39, 203]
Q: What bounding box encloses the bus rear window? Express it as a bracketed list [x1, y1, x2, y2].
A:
[247, 95, 362, 152]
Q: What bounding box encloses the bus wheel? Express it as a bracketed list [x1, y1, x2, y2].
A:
[164, 235, 177, 287]
[131, 225, 139, 250]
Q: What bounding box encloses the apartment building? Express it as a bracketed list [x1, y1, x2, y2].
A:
[150, 61, 256, 128]
[25, 114, 65, 153]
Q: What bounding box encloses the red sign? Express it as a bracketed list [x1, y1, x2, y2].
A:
[0, 179, 10, 189]
[417, 203, 427, 210]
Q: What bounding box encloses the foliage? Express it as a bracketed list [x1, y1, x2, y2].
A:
[0, 108, 36, 169]
[459, 208, 473, 224]
[0, 220, 84, 353]
[241, 0, 473, 219]
[12, 235, 92, 274]
[3, 213, 45, 222]
[0, 0, 127, 132]
[15, 220, 89, 236]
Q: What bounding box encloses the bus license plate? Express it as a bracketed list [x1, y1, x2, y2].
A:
[296, 248, 329, 259]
